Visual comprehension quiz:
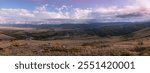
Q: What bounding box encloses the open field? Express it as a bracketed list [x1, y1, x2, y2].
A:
[0, 23, 149, 56]
[0, 37, 149, 56]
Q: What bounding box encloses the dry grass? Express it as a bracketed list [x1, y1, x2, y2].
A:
[0, 37, 149, 56]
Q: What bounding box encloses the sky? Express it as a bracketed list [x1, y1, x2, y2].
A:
[0, 0, 150, 24]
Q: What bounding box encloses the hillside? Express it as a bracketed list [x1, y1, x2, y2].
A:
[132, 27, 150, 39]
[0, 33, 14, 40]
[0, 22, 150, 56]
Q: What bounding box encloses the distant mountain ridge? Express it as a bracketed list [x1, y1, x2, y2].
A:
[0, 21, 149, 40]
[1, 21, 150, 29]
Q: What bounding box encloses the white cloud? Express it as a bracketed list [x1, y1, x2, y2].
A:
[136, 0, 150, 8]
[73, 8, 92, 19]
[0, 3, 150, 24]
[95, 6, 119, 14]
[0, 8, 35, 24]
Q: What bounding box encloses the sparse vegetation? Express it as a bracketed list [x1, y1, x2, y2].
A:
[0, 23, 149, 56]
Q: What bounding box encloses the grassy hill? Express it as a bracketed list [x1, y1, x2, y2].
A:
[0, 22, 149, 56]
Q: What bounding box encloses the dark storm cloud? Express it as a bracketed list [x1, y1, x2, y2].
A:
[116, 13, 143, 18]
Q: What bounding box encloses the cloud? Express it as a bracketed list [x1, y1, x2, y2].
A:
[90, 5, 150, 22]
[116, 13, 143, 18]
[0, 4, 70, 24]
[73, 8, 92, 19]
[136, 0, 150, 8]
[0, 3, 150, 24]
[0, 8, 35, 24]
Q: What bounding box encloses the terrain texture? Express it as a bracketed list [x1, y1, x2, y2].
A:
[0, 22, 150, 56]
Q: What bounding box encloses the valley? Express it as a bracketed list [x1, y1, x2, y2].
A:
[0, 22, 149, 56]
